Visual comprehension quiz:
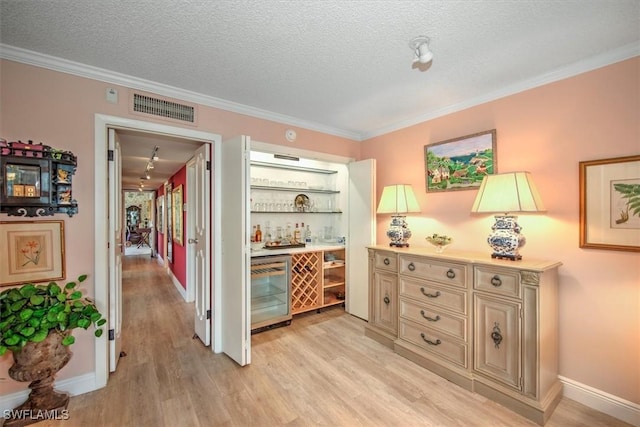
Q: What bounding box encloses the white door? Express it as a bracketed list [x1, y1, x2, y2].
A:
[221, 135, 251, 366]
[192, 144, 211, 345]
[347, 159, 376, 320]
[107, 128, 123, 372]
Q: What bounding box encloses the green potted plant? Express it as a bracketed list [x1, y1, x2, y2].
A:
[0, 274, 106, 426]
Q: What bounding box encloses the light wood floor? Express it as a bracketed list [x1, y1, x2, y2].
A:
[37, 255, 631, 427]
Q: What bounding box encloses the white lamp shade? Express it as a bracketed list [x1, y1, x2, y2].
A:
[377, 184, 421, 214]
[471, 172, 546, 214]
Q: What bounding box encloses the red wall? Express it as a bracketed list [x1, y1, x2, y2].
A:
[169, 166, 187, 289]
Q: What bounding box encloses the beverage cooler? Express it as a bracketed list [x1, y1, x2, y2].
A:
[250, 255, 292, 333]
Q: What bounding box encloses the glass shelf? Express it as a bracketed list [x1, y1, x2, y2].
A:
[250, 185, 339, 194]
[251, 161, 337, 174]
[251, 210, 342, 214]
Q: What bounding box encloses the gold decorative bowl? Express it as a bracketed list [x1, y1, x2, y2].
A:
[426, 234, 453, 253]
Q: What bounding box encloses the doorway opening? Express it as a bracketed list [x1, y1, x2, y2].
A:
[123, 190, 155, 257]
[94, 114, 222, 388]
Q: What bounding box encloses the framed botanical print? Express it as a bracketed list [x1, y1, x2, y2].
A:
[579, 155, 640, 252]
[0, 220, 65, 286]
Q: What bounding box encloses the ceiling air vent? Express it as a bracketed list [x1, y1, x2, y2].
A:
[132, 93, 196, 124]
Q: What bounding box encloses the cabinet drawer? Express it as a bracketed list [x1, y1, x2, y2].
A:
[399, 255, 466, 288]
[399, 320, 467, 368]
[374, 251, 397, 272]
[474, 267, 520, 298]
[400, 277, 467, 315]
[400, 298, 467, 341]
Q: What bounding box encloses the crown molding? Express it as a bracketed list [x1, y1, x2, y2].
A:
[362, 42, 640, 140]
[0, 44, 363, 141]
[2, 43, 638, 143]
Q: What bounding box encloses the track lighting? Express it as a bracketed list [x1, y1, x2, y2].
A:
[140, 146, 159, 181]
[409, 36, 433, 65]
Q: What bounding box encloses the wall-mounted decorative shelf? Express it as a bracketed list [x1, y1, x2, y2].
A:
[0, 140, 79, 217]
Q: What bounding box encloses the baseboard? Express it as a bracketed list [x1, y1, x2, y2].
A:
[559, 376, 640, 426]
[0, 373, 98, 413]
[169, 270, 187, 301]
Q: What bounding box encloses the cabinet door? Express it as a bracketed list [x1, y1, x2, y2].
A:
[474, 294, 521, 390]
[221, 135, 251, 366]
[372, 271, 398, 336]
[347, 158, 376, 320]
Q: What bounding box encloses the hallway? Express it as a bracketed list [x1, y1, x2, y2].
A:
[36, 255, 630, 427]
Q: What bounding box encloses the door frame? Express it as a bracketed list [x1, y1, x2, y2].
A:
[94, 114, 222, 388]
[186, 156, 196, 303]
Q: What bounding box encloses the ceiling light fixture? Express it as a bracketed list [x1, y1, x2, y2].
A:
[141, 146, 159, 181]
[409, 36, 433, 65]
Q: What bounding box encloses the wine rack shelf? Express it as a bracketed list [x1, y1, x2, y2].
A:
[291, 251, 322, 314]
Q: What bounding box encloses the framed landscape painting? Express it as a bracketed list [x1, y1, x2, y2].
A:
[0, 220, 65, 286]
[580, 155, 640, 252]
[424, 129, 496, 192]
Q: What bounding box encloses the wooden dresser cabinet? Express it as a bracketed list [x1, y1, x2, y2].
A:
[365, 246, 562, 425]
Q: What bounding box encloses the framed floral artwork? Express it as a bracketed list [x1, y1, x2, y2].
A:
[424, 129, 496, 192]
[0, 220, 65, 286]
[172, 185, 184, 246]
[579, 155, 640, 252]
[156, 196, 164, 232]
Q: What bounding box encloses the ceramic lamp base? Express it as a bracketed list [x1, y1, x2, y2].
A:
[487, 214, 525, 260]
[387, 215, 412, 247]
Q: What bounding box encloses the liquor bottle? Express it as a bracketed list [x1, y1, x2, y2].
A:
[255, 224, 262, 242]
[294, 223, 301, 244]
[285, 223, 292, 242]
[304, 224, 312, 244]
[251, 225, 257, 242]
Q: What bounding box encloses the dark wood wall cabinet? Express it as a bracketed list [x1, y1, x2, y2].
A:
[1, 140, 78, 217]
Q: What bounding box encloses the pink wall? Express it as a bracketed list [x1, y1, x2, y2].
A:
[362, 57, 640, 404]
[0, 57, 637, 406]
[0, 59, 361, 396]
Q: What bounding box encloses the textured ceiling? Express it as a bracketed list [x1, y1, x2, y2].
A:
[1, 1, 639, 188]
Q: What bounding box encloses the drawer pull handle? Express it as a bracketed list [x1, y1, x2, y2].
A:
[420, 333, 441, 346]
[446, 269, 456, 279]
[491, 275, 502, 287]
[383, 258, 390, 266]
[420, 288, 441, 298]
[383, 295, 391, 305]
[492, 322, 503, 349]
[408, 262, 416, 271]
[420, 310, 440, 322]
